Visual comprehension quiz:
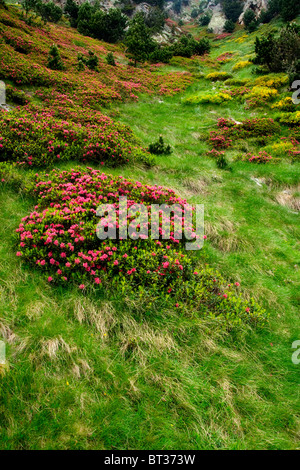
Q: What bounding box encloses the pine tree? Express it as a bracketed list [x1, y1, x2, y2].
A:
[47, 44, 65, 71]
[125, 13, 156, 66]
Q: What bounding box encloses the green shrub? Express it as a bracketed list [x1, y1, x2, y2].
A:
[37, 1, 63, 24]
[216, 154, 229, 169]
[199, 14, 210, 26]
[224, 19, 235, 33]
[148, 136, 172, 155]
[149, 46, 173, 64]
[243, 9, 257, 32]
[47, 44, 65, 71]
[106, 52, 116, 66]
[206, 71, 232, 81]
[223, 0, 243, 23]
[13, 167, 267, 327]
[253, 25, 300, 78]
[183, 92, 232, 105]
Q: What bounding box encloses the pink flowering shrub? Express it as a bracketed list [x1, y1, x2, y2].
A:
[207, 149, 226, 158]
[217, 117, 281, 138]
[209, 132, 233, 149]
[13, 168, 267, 326]
[0, 106, 152, 167]
[243, 151, 273, 163]
[208, 117, 281, 151]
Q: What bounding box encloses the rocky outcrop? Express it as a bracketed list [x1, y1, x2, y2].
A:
[238, 0, 270, 23]
[207, 2, 227, 34]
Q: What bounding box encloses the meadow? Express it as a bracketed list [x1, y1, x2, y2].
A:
[0, 6, 299, 450]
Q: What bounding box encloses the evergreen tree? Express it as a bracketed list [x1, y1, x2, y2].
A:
[64, 0, 79, 28]
[243, 9, 257, 32]
[106, 52, 116, 66]
[37, 1, 62, 24]
[280, 0, 300, 22]
[0, 0, 8, 9]
[91, 8, 127, 43]
[223, 0, 243, 23]
[224, 19, 235, 33]
[125, 13, 156, 66]
[77, 2, 94, 36]
[253, 24, 300, 81]
[47, 44, 65, 70]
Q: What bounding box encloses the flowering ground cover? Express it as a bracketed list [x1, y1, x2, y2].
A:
[13, 167, 266, 327]
[0, 7, 192, 168]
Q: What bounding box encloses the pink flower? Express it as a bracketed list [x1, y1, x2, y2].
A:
[95, 278, 101, 284]
[79, 284, 85, 289]
[223, 294, 228, 299]
[48, 276, 53, 282]
[16, 252, 22, 257]
[113, 260, 119, 266]
[245, 307, 250, 312]
[235, 282, 240, 287]
[175, 303, 179, 308]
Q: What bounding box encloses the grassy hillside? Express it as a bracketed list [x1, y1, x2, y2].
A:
[0, 6, 299, 449]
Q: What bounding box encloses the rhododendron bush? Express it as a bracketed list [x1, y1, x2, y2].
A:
[0, 106, 153, 167]
[14, 168, 267, 326]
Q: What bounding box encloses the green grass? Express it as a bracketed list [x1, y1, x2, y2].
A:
[0, 16, 300, 450]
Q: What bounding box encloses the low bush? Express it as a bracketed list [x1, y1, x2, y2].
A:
[148, 137, 172, 155]
[13, 167, 267, 327]
[206, 72, 233, 81]
[242, 151, 273, 163]
[272, 97, 296, 112]
[0, 108, 153, 167]
[47, 44, 65, 71]
[245, 85, 278, 107]
[183, 92, 232, 105]
[275, 111, 300, 126]
[232, 60, 252, 71]
[254, 75, 289, 89]
[106, 52, 116, 67]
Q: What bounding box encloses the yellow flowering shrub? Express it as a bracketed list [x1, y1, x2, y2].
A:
[232, 61, 252, 71]
[263, 141, 294, 158]
[254, 75, 289, 89]
[234, 35, 248, 44]
[246, 86, 278, 106]
[183, 92, 232, 105]
[206, 72, 232, 81]
[277, 111, 300, 126]
[272, 97, 296, 112]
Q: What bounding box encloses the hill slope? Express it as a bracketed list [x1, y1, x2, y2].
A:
[0, 6, 299, 450]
